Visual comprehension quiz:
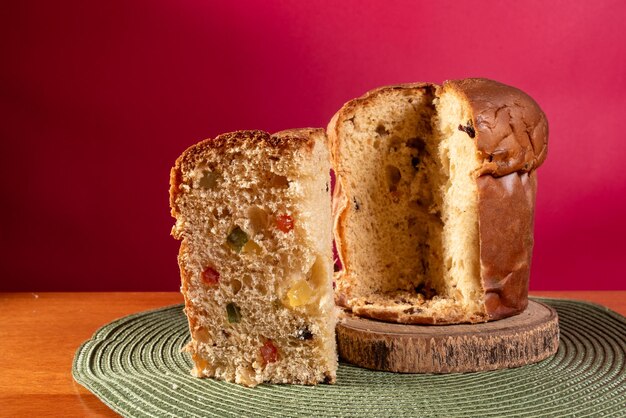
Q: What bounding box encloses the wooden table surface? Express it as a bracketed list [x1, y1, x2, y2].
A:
[0, 291, 624, 417]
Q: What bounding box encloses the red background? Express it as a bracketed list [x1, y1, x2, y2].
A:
[2, 1, 625, 291]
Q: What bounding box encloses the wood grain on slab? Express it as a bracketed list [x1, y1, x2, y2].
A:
[337, 300, 559, 373]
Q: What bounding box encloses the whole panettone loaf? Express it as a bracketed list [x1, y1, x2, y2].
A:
[169, 129, 337, 386]
[328, 78, 548, 324]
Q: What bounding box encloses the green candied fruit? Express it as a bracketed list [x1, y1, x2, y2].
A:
[226, 226, 248, 252]
[226, 302, 241, 323]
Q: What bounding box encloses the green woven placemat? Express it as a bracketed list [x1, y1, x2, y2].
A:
[73, 298, 626, 417]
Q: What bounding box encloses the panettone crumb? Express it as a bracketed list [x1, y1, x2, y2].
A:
[170, 129, 337, 386]
[331, 85, 488, 324]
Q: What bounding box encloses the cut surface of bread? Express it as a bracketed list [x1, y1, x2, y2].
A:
[328, 79, 548, 324]
[169, 129, 337, 386]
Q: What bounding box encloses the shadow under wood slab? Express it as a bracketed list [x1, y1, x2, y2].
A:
[336, 300, 559, 373]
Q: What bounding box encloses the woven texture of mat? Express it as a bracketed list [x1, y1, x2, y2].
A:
[73, 298, 626, 417]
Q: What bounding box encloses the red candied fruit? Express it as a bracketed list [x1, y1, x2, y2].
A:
[201, 267, 220, 286]
[276, 214, 294, 233]
[260, 340, 279, 364]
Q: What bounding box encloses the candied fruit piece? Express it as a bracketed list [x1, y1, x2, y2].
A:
[227, 226, 248, 252]
[191, 352, 209, 375]
[242, 240, 261, 254]
[286, 279, 314, 307]
[226, 302, 241, 323]
[193, 326, 211, 343]
[260, 340, 279, 364]
[276, 214, 294, 233]
[201, 267, 220, 286]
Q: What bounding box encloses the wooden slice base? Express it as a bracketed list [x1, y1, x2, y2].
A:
[337, 300, 559, 373]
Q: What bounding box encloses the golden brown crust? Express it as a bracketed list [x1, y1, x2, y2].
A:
[445, 79, 547, 321]
[443, 78, 548, 177]
[351, 307, 438, 325]
[477, 172, 536, 320]
[174, 129, 317, 172]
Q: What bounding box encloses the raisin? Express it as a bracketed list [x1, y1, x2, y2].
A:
[404, 307, 423, 314]
[201, 267, 220, 286]
[325, 182, 329, 193]
[226, 226, 248, 252]
[458, 121, 476, 138]
[276, 214, 294, 233]
[226, 302, 241, 323]
[295, 326, 313, 340]
[260, 340, 279, 364]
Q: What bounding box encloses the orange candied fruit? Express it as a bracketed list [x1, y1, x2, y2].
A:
[276, 214, 294, 233]
[201, 266, 220, 286]
[260, 340, 279, 364]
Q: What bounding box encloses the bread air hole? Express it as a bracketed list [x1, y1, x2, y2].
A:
[376, 124, 389, 136]
[242, 275, 253, 288]
[269, 173, 289, 188]
[198, 169, 219, 189]
[385, 165, 401, 192]
[231, 279, 242, 295]
[247, 206, 269, 235]
[406, 137, 426, 151]
[257, 283, 268, 295]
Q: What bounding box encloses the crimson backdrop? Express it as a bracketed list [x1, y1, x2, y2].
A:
[2, 1, 625, 291]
